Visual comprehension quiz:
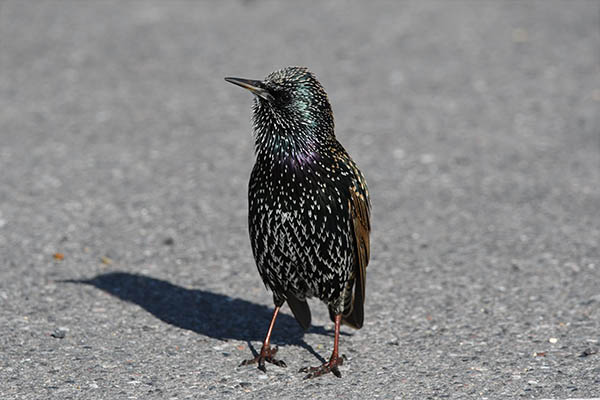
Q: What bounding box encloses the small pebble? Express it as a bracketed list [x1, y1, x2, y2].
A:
[549, 337, 558, 344]
[100, 256, 113, 265]
[579, 348, 597, 357]
[51, 329, 67, 339]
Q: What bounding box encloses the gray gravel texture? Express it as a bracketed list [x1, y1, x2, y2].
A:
[1, 1, 599, 399]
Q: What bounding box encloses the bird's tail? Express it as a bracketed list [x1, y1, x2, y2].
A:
[287, 293, 311, 330]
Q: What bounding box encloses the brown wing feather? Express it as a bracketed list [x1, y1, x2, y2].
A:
[340, 184, 371, 329]
[351, 186, 370, 297]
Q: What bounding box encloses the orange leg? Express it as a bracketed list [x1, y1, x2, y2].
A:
[300, 313, 344, 379]
[240, 306, 287, 372]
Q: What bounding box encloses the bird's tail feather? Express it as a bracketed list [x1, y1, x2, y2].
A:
[287, 294, 311, 330]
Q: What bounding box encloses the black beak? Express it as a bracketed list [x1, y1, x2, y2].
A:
[224, 77, 275, 102]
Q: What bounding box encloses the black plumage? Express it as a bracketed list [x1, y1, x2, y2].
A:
[225, 67, 371, 379]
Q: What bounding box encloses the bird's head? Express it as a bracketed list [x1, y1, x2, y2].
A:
[225, 67, 334, 153]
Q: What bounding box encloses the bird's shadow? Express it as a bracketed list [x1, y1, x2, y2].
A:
[62, 272, 342, 363]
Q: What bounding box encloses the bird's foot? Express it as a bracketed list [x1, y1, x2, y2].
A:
[299, 355, 344, 379]
[240, 345, 287, 373]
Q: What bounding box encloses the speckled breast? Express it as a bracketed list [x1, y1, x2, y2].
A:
[247, 155, 355, 303]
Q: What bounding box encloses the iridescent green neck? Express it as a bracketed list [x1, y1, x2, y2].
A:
[252, 98, 333, 167]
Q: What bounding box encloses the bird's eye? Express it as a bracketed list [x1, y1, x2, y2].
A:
[272, 89, 292, 106]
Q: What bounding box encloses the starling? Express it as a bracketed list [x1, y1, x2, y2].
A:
[225, 67, 371, 379]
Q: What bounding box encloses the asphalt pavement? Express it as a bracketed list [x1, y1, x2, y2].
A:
[0, 1, 599, 399]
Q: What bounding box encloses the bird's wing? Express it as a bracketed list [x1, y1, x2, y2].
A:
[350, 184, 370, 303]
[339, 180, 371, 329]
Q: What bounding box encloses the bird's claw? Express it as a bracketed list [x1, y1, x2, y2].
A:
[299, 355, 344, 379]
[240, 345, 287, 372]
